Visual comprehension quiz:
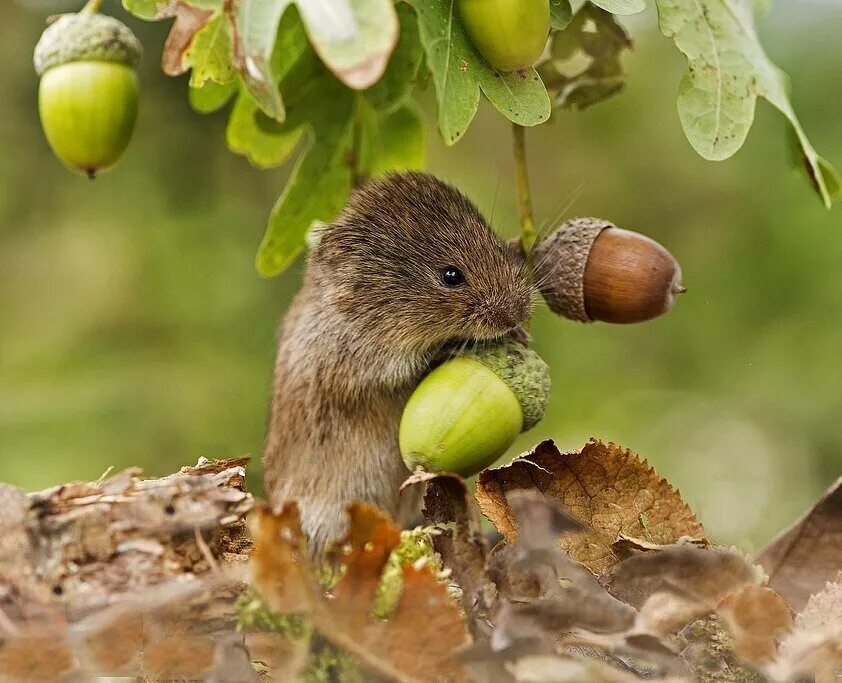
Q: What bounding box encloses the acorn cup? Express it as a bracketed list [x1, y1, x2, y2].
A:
[34, 12, 142, 178]
[532, 218, 685, 324]
[399, 339, 551, 478]
[458, 0, 550, 73]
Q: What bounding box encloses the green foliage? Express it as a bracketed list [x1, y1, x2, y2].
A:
[592, 0, 646, 14]
[408, 0, 551, 145]
[540, 4, 631, 111]
[183, 13, 235, 87]
[549, 0, 573, 30]
[119, 0, 838, 276]
[656, 0, 841, 208]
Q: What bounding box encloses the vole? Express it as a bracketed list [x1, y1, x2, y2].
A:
[263, 172, 533, 555]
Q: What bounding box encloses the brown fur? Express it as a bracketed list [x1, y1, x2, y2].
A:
[263, 173, 533, 555]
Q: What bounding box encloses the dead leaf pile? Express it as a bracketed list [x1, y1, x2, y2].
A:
[1, 440, 840, 682]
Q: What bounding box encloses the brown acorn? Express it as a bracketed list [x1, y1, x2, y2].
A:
[532, 218, 684, 324]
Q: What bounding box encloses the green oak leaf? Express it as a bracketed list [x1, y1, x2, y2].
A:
[189, 79, 236, 113]
[236, 0, 298, 122]
[183, 13, 236, 87]
[257, 111, 354, 277]
[540, 4, 631, 111]
[123, 0, 221, 20]
[363, 4, 424, 113]
[359, 99, 425, 177]
[254, 40, 356, 276]
[226, 88, 304, 168]
[298, 0, 399, 89]
[656, 0, 839, 207]
[123, 0, 161, 21]
[550, 0, 573, 29]
[408, 0, 550, 145]
[591, 0, 646, 15]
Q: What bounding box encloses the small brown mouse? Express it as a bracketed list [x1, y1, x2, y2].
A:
[263, 172, 533, 556]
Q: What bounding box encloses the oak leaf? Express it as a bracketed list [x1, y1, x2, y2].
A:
[251, 501, 470, 682]
[757, 476, 842, 613]
[477, 440, 705, 574]
[404, 469, 492, 639]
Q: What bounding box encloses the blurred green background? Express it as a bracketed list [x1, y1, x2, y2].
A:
[2, 0, 840, 551]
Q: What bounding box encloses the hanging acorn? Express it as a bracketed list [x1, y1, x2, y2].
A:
[532, 218, 685, 324]
[34, 11, 142, 178]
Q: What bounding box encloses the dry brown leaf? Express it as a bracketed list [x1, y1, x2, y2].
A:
[245, 632, 310, 681]
[477, 440, 705, 575]
[757, 477, 842, 612]
[249, 502, 320, 615]
[0, 628, 77, 683]
[251, 501, 470, 682]
[605, 545, 757, 610]
[142, 615, 216, 680]
[406, 470, 492, 639]
[717, 585, 792, 665]
[162, 4, 215, 77]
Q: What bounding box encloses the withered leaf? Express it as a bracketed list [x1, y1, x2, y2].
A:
[251, 501, 469, 682]
[407, 470, 491, 639]
[605, 545, 756, 610]
[0, 629, 76, 683]
[717, 585, 792, 665]
[477, 440, 705, 575]
[162, 4, 215, 77]
[249, 502, 320, 615]
[757, 476, 842, 612]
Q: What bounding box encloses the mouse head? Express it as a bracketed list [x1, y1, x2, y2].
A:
[310, 172, 533, 351]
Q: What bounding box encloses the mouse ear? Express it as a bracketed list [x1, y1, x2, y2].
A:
[305, 220, 329, 251]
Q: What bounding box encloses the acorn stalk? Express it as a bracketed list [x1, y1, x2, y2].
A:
[532, 218, 684, 324]
[399, 339, 551, 477]
[34, 12, 142, 177]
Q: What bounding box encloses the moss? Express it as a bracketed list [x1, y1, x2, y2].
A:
[298, 647, 363, 683]
[236, 589, 310, 639]
[371, 526, 442, 619]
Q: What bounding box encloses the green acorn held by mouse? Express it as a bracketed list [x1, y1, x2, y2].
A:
[34, 4, 141, 178]
[399, 338, 551, 478]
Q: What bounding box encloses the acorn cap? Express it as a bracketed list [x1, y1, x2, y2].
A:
[532, 217, 607, 323]
[461, 338, 551, 431]
[34, 13, 142, 77]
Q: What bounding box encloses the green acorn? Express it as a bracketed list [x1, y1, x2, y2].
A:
[458, 0, 550, 72]
[34, 11, 142, 178]
[399, 339, 551, 477]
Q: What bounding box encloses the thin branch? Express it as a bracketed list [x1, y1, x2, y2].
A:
[81, 0, 104, 13]
[512, 123, 537, 260]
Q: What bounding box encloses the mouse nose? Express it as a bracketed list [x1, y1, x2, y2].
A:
[492, 297, 531, 331]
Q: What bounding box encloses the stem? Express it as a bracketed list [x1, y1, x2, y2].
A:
[512, 123, 536, 259]
[82, 0, 103, 13]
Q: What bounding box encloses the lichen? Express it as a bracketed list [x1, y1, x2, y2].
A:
[371, 526, 442, 619]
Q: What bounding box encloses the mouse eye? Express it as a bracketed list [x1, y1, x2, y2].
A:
[440, 266, 466, 288]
